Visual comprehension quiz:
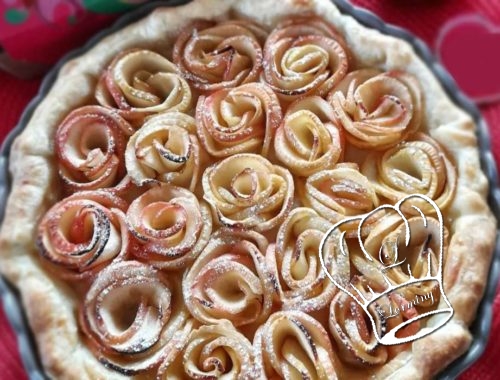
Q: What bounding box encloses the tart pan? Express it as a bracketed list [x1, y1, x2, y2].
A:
[0, 0, 499, 378]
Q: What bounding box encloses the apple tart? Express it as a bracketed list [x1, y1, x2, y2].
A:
[0, 0, 496, 379]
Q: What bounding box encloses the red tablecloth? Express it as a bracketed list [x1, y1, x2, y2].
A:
[0, 1, 499, 379]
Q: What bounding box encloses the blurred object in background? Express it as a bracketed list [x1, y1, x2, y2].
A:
[437, 14, 500, 105]
[352, 0, 500, 106]
[0, 0, 148, 79]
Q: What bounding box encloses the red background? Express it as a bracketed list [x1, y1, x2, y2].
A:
[0, 0, 499, 378]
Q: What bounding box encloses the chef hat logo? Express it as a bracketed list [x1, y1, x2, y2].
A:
[320, 194, 454, 345]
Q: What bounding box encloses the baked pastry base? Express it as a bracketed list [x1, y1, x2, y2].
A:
[0, 0, 496, 378]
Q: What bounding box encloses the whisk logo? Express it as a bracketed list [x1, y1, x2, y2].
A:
[319, 194, 454, 345]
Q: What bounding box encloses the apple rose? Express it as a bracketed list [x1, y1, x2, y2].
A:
[95, 49, 192, 123]
[196, 82, 282, 157]
[37, 191, 130, 280]
[125, 112, 203, 192]
[267, 208, 337, 312]
[274, 96, 344, 176]
[329, 276, 419, 366]
[108, 175, 152, 204]
[173, 19, 266, 92]
[80, 261, 193, 375]
[55, 106, 133, 194]
[329, 276, 387, 366]
[352, 213, 448, 301]
[300, 163, 379, 229]
[183, 228, 273, 331]
[254, 310, 340, 379]
[158, 321, 255, 379]
[127, 184, 212, 270]
[328, 69, 423, 149]
[362, 133, 457, 213]
[202, 154, 294, 232]
[263, 16, 348, 100]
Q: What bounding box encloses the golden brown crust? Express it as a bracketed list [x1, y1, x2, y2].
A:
[0, 0, 496, 379]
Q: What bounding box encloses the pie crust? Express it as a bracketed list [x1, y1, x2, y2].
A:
[0, 0, 496, 379]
